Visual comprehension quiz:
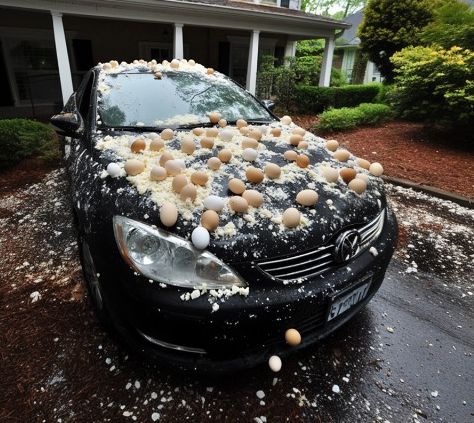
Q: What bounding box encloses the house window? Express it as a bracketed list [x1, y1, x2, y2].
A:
[139, 42, 189, 62]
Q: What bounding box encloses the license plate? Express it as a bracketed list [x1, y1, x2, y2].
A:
[327, 276, 372, 322]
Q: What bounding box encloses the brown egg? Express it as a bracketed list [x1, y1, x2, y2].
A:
[270, 127, 281, 137]
[369, 162, 384, 176]
[284, 150, 298, 161]
[285, 328, 301, 346]
[333, 149, 351, 162]
[130, 138, 146, 153]
[207, 157, 222, 170]
[248, 128, 262, 141]
[218, 149, 232, 162]
[161, 128, 174, 140]
[264, 162, 281, 179]
[239, 126, 250, 135]
[172, 174, 188, 193]
[180, 183, 198, 202]
[246, 167, 264, 184]
[355, 158, 371, 170]
[242, 138, 259, 149]
[160, 202, 178, 227]
[191, 171, 209, 186]
[154, 72, 162, 79]
[228, 178, 246, 194]
[229, 196, 249, 213]
[165, 160, 182, 176]
[296, 189, 319, 206]
[124, 159, 145, 176]
[236, 119, 247, 128]
[348, 178, 367, 194]
[150, 138, 165, 151]
[340, 168, 357, 184]
[170, 59, 180, 69]
[206, 127, 219, 138]
[292, 127, 306, 136]
[218, 118, 227, 127]
[290, 134, 303, 146]
[159, 152, 173, 167]
[207, 68, 215, 75]
[242, 190, 263, 207]
[325, 140, 339, 152]
[150, 165, 167, 181]
[296, 154, 310, 168]
[200, 137, 214, 149]
[282, 208, 300, 228]
[201, 210, 219, 231]
[297, 141, 309, 150]
[192, 127, 205, 136]
[181, 136, 195, 154]
[208, 112, 220, 124]
[280, 115, 292, 125]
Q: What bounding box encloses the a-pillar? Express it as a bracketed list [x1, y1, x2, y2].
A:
[246, 30, 260, 95]
[51, 11, 73, 105]
[319, 35, 335, 87]
[173, 23, 184, 60]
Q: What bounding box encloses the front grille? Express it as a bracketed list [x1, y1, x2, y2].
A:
[256, 209, 385, 282]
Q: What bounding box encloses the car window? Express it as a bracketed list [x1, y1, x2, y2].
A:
[97, 72, 275, 128]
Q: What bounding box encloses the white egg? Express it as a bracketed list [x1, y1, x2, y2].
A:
[203, 195, 225, 211]
[268, 355, 282, 372]
[191, 226, 210, 250]
[106, 163, 121, 177]
[242, 148, 258, 161]
[219, 129, 234, 142]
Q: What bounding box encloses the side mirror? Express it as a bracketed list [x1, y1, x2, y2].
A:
[261, 99, 275, 111]
[50, 112, 83, 136]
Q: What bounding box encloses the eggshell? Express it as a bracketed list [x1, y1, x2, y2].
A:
[172, 174, 188, 193]
[218, 149, 232, 162]
[180, 183, 198, 201]
[356, 173, 370, 183]
[292, 127, 306, 136]
[355, 158, 371, 170]
[323, 167, 339, 183]
[193, 127, 206, 136]
[150, 138, 165, 151]
[160, 202, 178, 227]
[247, 128, 262, 141]
[161, 128, 174, 140]
[218, 119, 227, 128]
[369, 162, 384, 176]
[124, 159, 145, 176]
[326, 140, 339, 151]
[246, 167, 264, 184]
[282, 208, 300, 228]
[333, 149, 351, 162]
[340, 168, 357, 184]
[201, 210, 219, 231]
[285, 328, 301, 346]
[297, 141, 309, 150]
[264, 163, 281, 179]
[236, 119, 247, 128]
[181, 136, 196, 154]
[219, 129, 233, 142]
[207, 157, 222, 170]
[284, 150, 298, 161]
[296, 154, 310, 168]
[280, 115, 292, 125]
[296, 189, 319, 206]
[242, 148, 258, 162]
[228, 178, 246, 194]
[242, 190, 263, 207]
[229, 196, 249, 213]
[290, 134, 303, 146]
[348, 178, 367, 194]
[203, 195, 225, 211]
[268, 355, 282, 372]
[165, 160, 182, 176]
[270, 127, 281, 137]
[150, 165, 167, 181]
[208, 112, 220, 124]
[106, 163, 121, 177]
[191, 171, 209, 186]
[191, 226, 210, 249]
[242, 138, 259, 149]
[159, 152, 173, 167]
[130, 138, 146, 153]
[200, 137, 214, 149]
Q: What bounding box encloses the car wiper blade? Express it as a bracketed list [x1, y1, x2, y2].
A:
[227, 119, 275, 126]
[102, 125, 167, 132]
[177, 122, 216, 129]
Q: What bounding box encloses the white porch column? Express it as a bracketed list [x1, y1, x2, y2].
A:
[319, 35, 335, 87]
[51, 11, 73, 105]
[173, 23, 184, 59]
[246, 30, 260, 95]
[284, 40, 296, 58]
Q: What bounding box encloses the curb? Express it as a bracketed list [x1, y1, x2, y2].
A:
[383, 176, 474, 209]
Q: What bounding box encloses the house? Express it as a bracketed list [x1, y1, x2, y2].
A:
[0, 0, 349, 121]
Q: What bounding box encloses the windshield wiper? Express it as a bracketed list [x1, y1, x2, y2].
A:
[177, 122, 217, 129]
[101, 125, 167, 132]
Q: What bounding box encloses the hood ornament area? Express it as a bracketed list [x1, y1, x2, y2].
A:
[333, 230, 361, 263]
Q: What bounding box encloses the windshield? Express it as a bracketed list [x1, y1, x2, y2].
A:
[97, 72, 275, 129]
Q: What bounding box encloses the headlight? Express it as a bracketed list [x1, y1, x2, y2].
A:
[113, 216, 246, 289]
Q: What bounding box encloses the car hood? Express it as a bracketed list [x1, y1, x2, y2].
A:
[93, 123, 387, 263]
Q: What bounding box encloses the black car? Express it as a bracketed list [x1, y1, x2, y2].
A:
[51, 59, 397, 374]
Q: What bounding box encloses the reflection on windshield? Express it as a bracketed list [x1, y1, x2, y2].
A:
[97, 72, 275, 128]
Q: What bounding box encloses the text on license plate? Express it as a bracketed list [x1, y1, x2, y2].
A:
[327, 279, 372, 322]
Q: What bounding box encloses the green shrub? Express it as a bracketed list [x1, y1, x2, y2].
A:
[313, 103, 392, 132]
[0, 119, 59, 170]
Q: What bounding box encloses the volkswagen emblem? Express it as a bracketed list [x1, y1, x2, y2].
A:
[334, 230, 361, 263]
